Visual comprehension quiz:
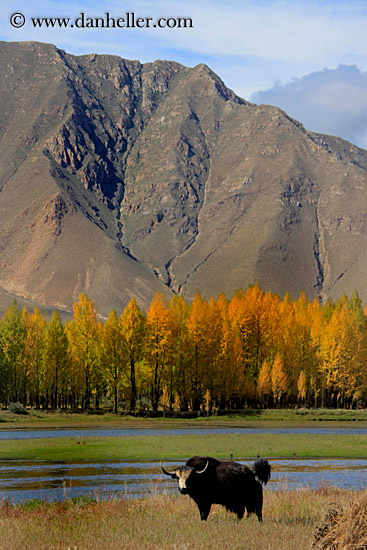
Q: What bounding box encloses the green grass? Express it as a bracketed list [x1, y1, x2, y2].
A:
[0, 487, 354, 550]
[2, 407, 367, 461]
[1, 431, 367, 460]
[2, 408, 367, 431]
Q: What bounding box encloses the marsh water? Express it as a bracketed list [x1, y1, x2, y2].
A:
[1, 427, 367, 503]
[2, 426, 367, 439]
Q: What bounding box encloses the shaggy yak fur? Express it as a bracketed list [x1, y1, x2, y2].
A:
[161, 456, 271, 521]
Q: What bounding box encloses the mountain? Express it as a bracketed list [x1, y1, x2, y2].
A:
[1, 40, 367, 316]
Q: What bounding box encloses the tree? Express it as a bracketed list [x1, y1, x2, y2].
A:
[271, 354, 288, 406]
[0, 333, 9, 406]
[169, 296, 191, 409]
[320, 299, 361, 408]
[43, 311, 69, 409]
[0, 302, 26, 404]
[145, 293, 173, 411]
[66, 293, 100, 410]
[120, 298, 146, 411]
[101, 309, 124, 413]
[187, 293, 222, 410]
[204, 389, 211, 417]
[23, 307, 47, 408]
[160, 385, 170, 417]
[227, 285, 279, 404]
[257, 360, 272, 407]
[349, 291, 367, 332]
[297, 370, 307, 405]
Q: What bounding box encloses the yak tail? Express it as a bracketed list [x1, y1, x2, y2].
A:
[253, 458, 271, 486]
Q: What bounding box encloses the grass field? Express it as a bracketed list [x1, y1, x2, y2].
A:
[2, 407, 367, 430]
[2, 408, 367, 460]
[0, 486, 353, 550]
[1, 430, 367, 461]
[1, 409, 366, 548]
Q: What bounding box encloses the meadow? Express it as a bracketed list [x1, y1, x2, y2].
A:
[1, 430, 367, 461]
[3, 406, 367, 429]
[0, 486, 353, 550]
[1, 410, 367, 548]
[1, 408, 367, 461]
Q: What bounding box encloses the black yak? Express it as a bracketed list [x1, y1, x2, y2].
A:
[161, 456, 271, 521]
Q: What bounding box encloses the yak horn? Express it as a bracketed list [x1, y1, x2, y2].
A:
[161, 462, 177, 478]
[196, 461, 209, 474]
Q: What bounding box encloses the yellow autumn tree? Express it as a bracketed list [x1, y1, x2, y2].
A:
[66, 293, 100, 410]
[169, 295, 191, 409]
[43, 310, 69, 409]
[119, 298, 146, 411]
[101, 309, 124, 413]
[186, 293, 223, 410]
[297, 370, 307, 405]
[257, 360, 272, 407]
[320, 298, 362, 407]
[220, 305, 242, 408]
[271, 354, 288, 406]
[23, 307, 46, 408]
[145, 292, 173, 411]
[160, 385, 170, 417]
[227, 285, 279, 399]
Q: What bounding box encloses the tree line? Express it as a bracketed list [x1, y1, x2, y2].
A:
[1, 285, 367, 412]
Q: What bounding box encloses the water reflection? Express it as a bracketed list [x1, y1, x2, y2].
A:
[2, 426, 367, 440]
[1, 458, 367, 504]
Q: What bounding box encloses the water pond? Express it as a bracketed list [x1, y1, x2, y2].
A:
[1, 458, 367, 504]
[1, 426, 367, 503]
[2, 426, 367, 440]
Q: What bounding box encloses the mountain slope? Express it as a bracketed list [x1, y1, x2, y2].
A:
[0, 41, 367, 315]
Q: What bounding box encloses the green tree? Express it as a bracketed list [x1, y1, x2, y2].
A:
[0, 302, 26, 404]
[0, 333, 9, 406]
[23, 307, 47, 408]
[43, 311, 69, 409]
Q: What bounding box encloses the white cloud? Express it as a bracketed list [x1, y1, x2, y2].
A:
[251, 65, 367, 148]
[1, 1, 366, 69]
[1, 0, 366, 145]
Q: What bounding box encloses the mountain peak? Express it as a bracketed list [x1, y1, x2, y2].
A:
[1, 41, 367, 315]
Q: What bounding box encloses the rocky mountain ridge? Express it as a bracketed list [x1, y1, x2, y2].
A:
[0, 40, 367, 316]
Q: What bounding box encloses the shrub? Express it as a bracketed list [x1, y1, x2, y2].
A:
[8, 402, 28, 415]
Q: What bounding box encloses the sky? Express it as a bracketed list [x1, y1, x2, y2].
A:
[1, 0, 366, 147]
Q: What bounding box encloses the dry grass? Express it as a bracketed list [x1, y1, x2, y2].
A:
[0, 487, 357, 550]
[312, 491, 367, 549]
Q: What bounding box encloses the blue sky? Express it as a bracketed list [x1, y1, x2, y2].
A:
[1, 0, 366, 147]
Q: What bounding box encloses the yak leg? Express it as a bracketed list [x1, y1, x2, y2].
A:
[256, 492, 263, 521]
[198, 502, 211, 521]
[256, 502, 263, 522]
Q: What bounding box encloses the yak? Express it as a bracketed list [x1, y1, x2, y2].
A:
[161, 455, 271, 521]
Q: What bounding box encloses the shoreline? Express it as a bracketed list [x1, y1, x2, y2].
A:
[3, 408, 367, 431]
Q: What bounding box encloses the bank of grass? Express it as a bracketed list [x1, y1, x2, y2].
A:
[1, 430, 367, 460]
[2, 407, 367, 461]
[2, 408, 367, 431]
[0, 487, 354, 550]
